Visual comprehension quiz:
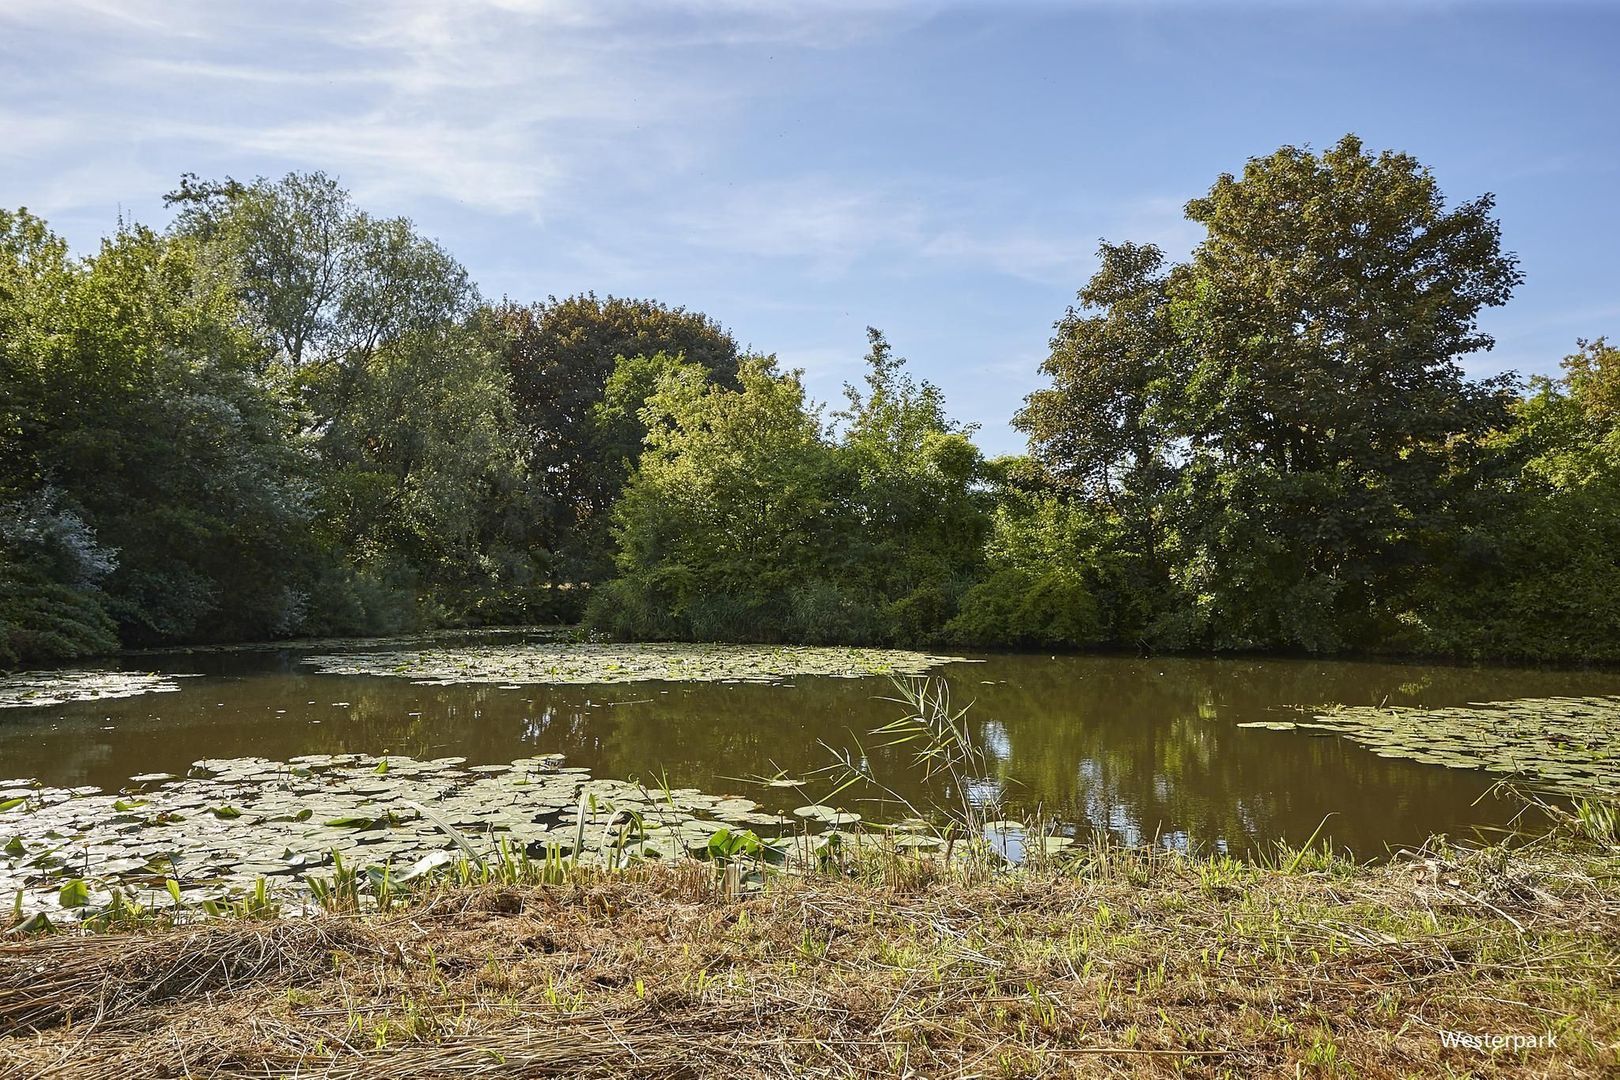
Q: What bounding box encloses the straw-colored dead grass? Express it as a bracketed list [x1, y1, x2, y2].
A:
[2, 844, 1617, 1079]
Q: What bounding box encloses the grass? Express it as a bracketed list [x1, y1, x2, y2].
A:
[2, 818, 1616, 1079]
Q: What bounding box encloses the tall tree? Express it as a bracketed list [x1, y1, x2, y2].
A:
[589, 354, 838, 640]
[1017, 136, 1522, 652]
[835, 328, 988, 626]
[494, 294, 741, 582]
[1162, 135, 1521, 649]
[3, 214, 311, 646]
[168, 172, 518, 626]
[1015, 241, 1181, 577]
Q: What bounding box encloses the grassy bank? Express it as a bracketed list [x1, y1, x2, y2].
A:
[3, 825, 1617, 1079]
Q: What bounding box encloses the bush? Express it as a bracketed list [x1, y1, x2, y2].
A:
[945, 568, 1100, 649]
[0, 567, 120, 669]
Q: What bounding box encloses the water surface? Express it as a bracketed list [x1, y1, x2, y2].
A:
[4, 647, 1616, 857]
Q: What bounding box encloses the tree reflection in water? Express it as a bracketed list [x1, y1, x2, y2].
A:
[4, 650, 1617, 856]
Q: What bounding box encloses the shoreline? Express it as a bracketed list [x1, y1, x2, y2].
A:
[3, 825, 1616, 1078]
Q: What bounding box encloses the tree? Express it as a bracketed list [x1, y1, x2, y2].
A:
[167, 172, 521, 628]
[588, 331, 989, 645]
[494, 295, 741, 583]
[1562, 337, 1620, 425]
[0, 212, 312, 648]
[1160, 135, 1521, 650]
[834, 328, 989, 631]
[312, 321, 517, 604]
[587, 354, 841, 640]
[1404, 340, 1620, 661]
[1018, 136, 1523, 652]
[166, 172, 474, 376]
[1015, 241, 1181, 579]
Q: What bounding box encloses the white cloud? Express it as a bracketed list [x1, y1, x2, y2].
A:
[0, 0, 931, 224]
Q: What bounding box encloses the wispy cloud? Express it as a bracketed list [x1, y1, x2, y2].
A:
[0, 0, 932, 222]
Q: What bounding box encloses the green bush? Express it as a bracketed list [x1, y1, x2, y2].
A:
[946, 568, 1100, 649]
[0, 568, 119, 669]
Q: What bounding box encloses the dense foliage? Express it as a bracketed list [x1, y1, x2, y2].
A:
[3, 137, 1618, 665]
[585, 331, 989, 643]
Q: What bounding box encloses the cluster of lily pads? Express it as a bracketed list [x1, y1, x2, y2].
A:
[1239, 695, 1620, 796]
[300, 642, 967, 686]
[0, 670, 188, 710]
[0, 752, 967, 924]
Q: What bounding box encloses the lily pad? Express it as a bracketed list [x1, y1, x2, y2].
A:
[0, 670, 186, 710]
[1289, 695, 1620, 797]
[301, 642, 967, 687]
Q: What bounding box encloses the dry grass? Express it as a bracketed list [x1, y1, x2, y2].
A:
[2, 839, 1617, 1079]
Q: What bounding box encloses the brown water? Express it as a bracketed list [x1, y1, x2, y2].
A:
[3, 647, 1617, 857]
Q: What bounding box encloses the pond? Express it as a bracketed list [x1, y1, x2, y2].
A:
[4, 633, 1618, 867]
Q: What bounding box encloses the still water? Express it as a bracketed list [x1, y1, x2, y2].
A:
[4, 646, 1617, 857]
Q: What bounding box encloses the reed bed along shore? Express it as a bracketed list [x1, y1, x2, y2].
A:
[2, 823, 1617, 1080]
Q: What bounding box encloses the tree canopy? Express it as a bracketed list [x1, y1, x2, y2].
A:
[3, 140, 1617, 666]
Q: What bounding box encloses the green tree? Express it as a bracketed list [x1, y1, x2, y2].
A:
[1160, 135, 1520, 650]
[1404, 340, 1620, 661]
[1014, 242, 1182, 630]
[494, 295, 742, 584]
[1, 213, 311, 648]
[834, 328, 989, 636]
[589, 331, 989, 645]
[587, 354, 840, 640]
[167, 172, 522, 629]
[1018, 136, 1522, 653]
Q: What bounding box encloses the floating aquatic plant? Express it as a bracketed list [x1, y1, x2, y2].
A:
[299, 641, 966, 687]
[0, 752, 808, 924]
[1252, 695, 1620, 797]
[0, 670, 187, 710]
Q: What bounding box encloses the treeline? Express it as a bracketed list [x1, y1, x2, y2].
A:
[2, 135, 1617, 667]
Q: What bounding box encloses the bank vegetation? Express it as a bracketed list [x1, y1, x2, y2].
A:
[2, 794, 1617, 1079]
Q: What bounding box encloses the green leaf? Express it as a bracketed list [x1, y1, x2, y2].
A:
[58, 879, 90, 908]
[113, 798, 149, 812]
[210, 805, 243, 819]
[165, 879, 183, 905]
[0, 798, 26, 813]
[10, 911, 55, 935]
[323, 815, 378, 829]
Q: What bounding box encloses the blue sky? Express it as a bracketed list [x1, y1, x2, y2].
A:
[4, 1, 1617, 455]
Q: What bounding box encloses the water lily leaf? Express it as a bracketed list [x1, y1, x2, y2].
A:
[0, 798, 25, 813]
[57, 879, 89, 908]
